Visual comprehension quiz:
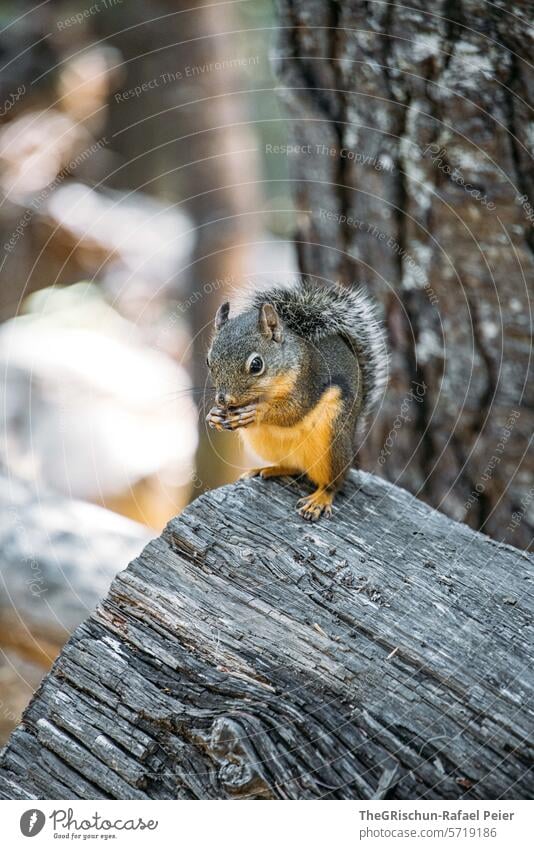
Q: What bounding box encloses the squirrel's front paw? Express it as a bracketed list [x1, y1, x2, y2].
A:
[206, 406, 226, 431]
[297, 489, 334, 521]
[206, 404, 257, 431]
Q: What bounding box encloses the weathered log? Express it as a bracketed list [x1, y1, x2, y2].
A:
[0, 471, 532, 800]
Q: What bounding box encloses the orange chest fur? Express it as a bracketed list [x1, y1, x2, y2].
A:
[240, 387, 342, 486]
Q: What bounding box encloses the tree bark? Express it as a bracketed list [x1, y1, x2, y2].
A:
[0, 471, 532, 800]
[274, 0, 534, 549]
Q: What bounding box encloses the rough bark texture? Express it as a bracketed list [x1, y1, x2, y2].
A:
[0, 471, 532, 800]
[274, 0, 533, 549]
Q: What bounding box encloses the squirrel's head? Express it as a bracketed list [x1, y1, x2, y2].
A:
[207, 300, 303, 409]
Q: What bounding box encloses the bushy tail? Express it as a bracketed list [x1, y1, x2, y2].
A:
[248, 277, 389, 433]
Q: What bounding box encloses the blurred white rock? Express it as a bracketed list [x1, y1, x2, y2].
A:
[0, 471, 153, 744]
[45, 182, 194, 289]
[0, 283, 197, 501]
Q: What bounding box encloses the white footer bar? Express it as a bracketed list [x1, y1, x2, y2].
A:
[2, 799, 532, 848]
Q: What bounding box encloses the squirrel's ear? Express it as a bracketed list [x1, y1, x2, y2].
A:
[215, 301, 230, 331]
[259, 303, 283, 342]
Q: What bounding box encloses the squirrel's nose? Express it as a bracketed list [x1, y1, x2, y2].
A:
[217, 391, 237, 408]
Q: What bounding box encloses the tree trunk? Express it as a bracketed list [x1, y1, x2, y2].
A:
[274, 0, 533, 550]
[0, 471, 532, 800]
[96, 0, 262, 493]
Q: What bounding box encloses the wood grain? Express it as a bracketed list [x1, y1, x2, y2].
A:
[0, 471, 532, 799]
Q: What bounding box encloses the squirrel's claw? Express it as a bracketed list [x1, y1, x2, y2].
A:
[206, 406, 227, 431]
[297, 490, 334, 522]
[224, 406, 257, 430]
[206, 404, 257, 431]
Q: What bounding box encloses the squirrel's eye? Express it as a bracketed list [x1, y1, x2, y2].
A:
[206, 355, 211, 369]
[247, 354, 265, 375]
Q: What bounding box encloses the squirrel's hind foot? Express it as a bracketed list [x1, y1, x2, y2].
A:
[297, 488, 334, 522]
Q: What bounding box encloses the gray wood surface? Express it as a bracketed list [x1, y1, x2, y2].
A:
[0, 471, 532, 799]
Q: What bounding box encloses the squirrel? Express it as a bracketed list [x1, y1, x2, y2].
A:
[206, 278, 388, 521]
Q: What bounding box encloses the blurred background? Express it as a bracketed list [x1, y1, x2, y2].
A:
[0, 0, 532, 742]
[0, 0, 295, 525]
[0, 0, 297, 742]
